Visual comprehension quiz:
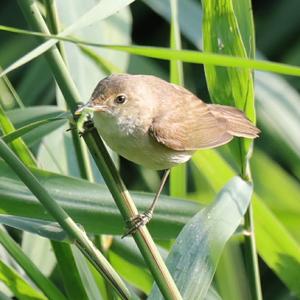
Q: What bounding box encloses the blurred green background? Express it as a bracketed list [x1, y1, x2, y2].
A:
[0, 1, 299, 299]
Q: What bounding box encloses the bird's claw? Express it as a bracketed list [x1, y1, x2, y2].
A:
[122, 210, 153, 238]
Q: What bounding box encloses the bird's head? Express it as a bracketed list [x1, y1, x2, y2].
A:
[75, 74, 155, 121]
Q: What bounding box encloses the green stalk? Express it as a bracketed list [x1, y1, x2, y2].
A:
[43, 0, 67, 62]
[169, 0, 186, 198]
[242, 158, 262, 300]
[243, 203, 262, 300]
[0, 103, 36, 167]
[0, 137, 132, 300]
[0, 228, 67, 300]
[17, 0, 93, 180]
[81, 122, 182, 300]
[239, 0, 262, 296]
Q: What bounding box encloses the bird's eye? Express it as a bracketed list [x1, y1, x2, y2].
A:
[114, 95, 127, 104]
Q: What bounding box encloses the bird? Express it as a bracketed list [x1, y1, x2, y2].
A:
[76, 73, 260, 235]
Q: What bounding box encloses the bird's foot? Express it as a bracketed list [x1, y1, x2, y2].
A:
[78, 118, 94, 137]
[122, 210, 153, 238]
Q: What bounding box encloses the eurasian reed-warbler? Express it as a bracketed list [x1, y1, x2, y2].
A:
[76, 74, 260, 235]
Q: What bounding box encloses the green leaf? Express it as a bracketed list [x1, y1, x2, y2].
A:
[202, 0, 255, 172]
[1, 113, 69, 144]
[6, 105, 67, 127]
[0, 104, 36, 166]
[148, 176, 253, 299]
[0, 160, 201, 238]
[1, 25, 300, 77]
[51, 242, 91, 300]
[0, 0, 135, 78]
[251, 150, 300, 241]
[72, 246, 104, 300]
[144, 0, 300, 169]
[169, 0, 187, 198]
[192, 149, 300, 297]
[110, 251, 153, 294]
[255, 70, 300, 163]
[4, 106, 69, 147]
[0, 215, 67, 241]
[0, 260, 47, 300]
[21, 232, 57, 277]
[252, 198, 300, 297]
[0, 134, 131, 299]
[0, 228, 66, 300]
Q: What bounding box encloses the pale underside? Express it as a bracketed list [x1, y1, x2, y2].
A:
[91, 74, 259, 170]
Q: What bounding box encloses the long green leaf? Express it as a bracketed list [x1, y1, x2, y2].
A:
[169, 0, 186, 198]
[0, 0, 135, 79]
[201, 2, 262, 299]
[0, 228, 67, 300]
[0, 259, 47, 300]
[0, 137, 131, 300]
[251, 150, 300, 241]
[0, 104, 36, 166]
[51, 242, 91, 300]
[0, 215, 67, 241]
[1, 114, 69, 143]
[0, 160, 201, 238]
[1, 25, 300, 77]
[144, 0, 300, 169]
[4, 106, 70, 147]
[202, 0, 255, 172]
[148, 176, 253, 299]
[192, 149, 300, 297]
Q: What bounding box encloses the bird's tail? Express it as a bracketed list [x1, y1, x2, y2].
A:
[208, 104, 260, 138]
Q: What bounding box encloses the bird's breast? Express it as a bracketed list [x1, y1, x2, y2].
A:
[93, 112, 192, 170]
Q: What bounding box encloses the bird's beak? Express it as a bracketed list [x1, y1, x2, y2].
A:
[75, 102, 108, 115]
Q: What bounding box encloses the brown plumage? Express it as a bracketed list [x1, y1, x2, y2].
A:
[76, 74, 260, 230]
[84, 74, 260, 170]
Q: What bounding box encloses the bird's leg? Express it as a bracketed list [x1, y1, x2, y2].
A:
[123, 169, 170, 237]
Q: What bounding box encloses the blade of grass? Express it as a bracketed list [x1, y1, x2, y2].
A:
[0, 259, 47, 300]
[0, 228, 67, 300]
[169, 0, 186, 198]
[148, 176, 252, 300]
[0, 160, 201, 239]
[0, 0, 135, 79]
[0, 137, 132, 300]
[1, 113, 69, 143]
[192, 149, 300, 297]
[251, 150, 300, 241]
[201, 1, 261, 299]
[51, 242, 91, 300]
[0, 215, 67, 241]
[0, 103, 36, 166]
[1, 25, 300, 77]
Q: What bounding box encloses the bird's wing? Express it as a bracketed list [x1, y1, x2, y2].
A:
[149, 99, 234, 151]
